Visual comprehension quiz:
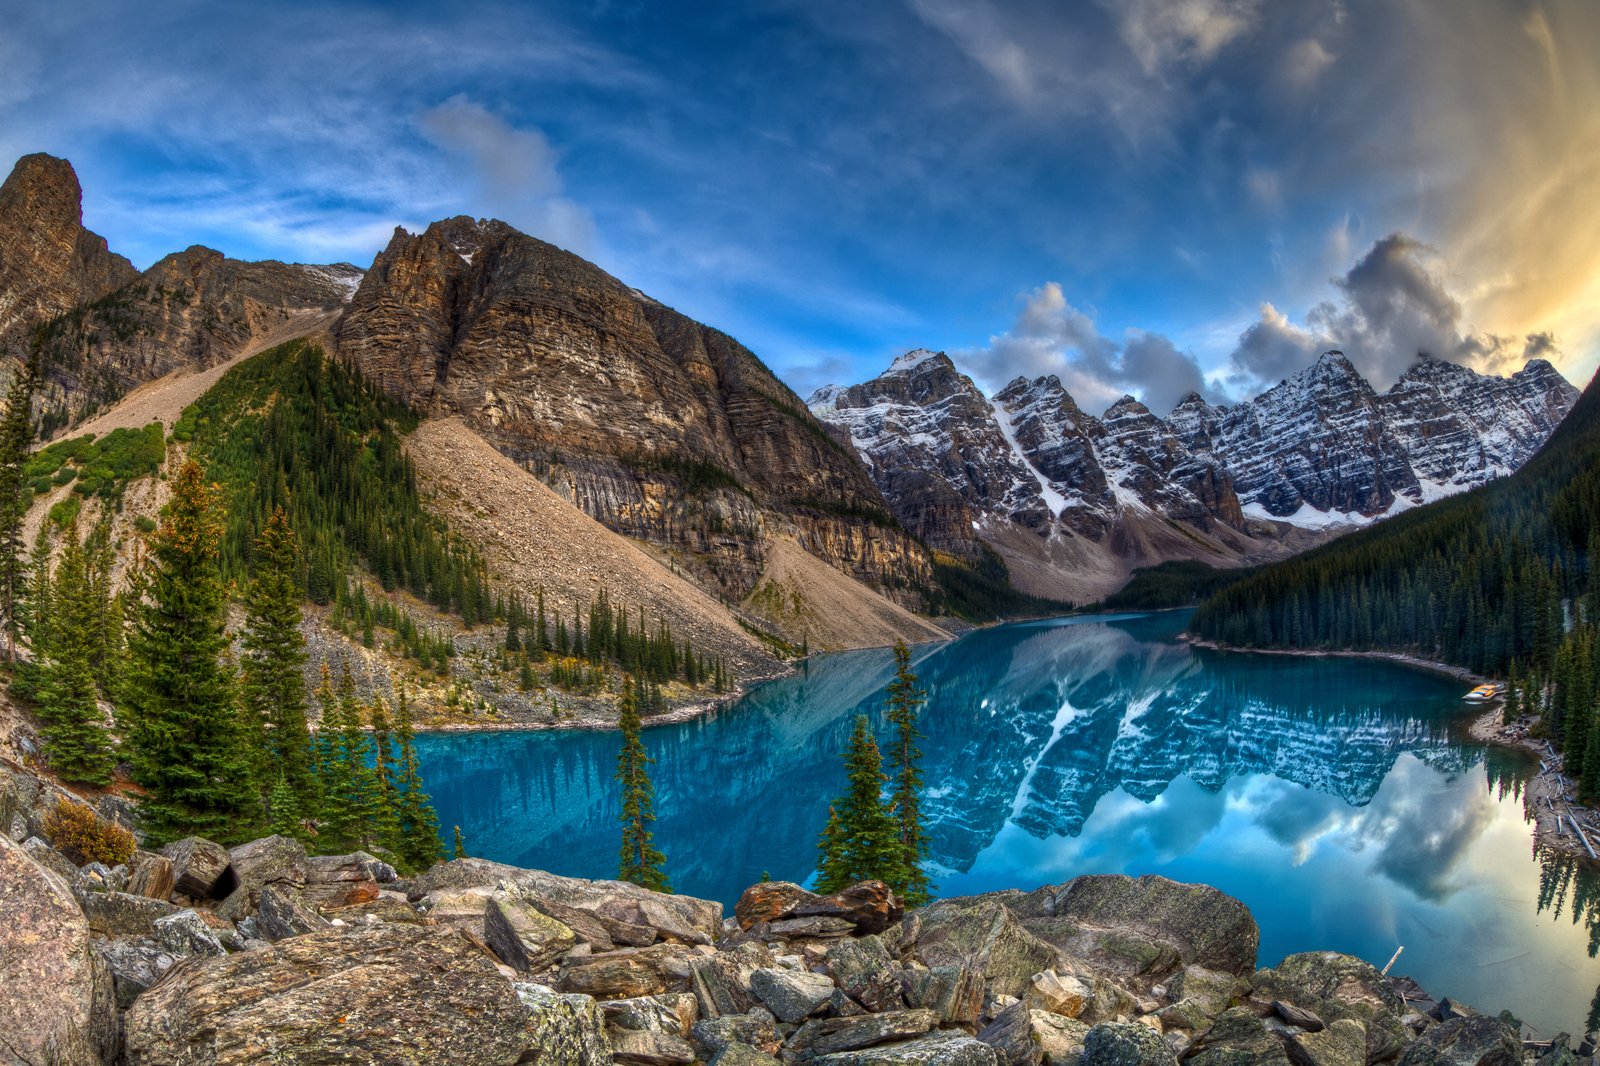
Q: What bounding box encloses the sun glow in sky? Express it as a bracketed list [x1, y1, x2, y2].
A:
[5, 0, 1598, 410]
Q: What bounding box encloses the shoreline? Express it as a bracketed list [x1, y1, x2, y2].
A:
[1189, 634, 1600, 865]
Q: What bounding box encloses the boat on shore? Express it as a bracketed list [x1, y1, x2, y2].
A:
[1462, 683, 1502, 702]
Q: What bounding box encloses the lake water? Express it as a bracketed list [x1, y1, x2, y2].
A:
[415, 611, 1600, 1037]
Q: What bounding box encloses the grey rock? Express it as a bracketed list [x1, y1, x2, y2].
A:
[1253, 952, 1411, 1064]
[903, 963, 985, 1028]
[1046, 875, 1258, 979]
[908, 896, 1061, 998]
[80, 860, 124, 890]
[1186, 1007, 1291, 1065]
[557, 942, 695, 1000]
[750, 966, 836, 1023]
[609, 1027, 698, 1065]
[0, 834, 116, 1066]
[710, 1043, 782, 1066]
[692, 1007, 780, 1057]
[154, 907, 228, 958]
[1396, 1015, 1522, 1066]
[302, 852, 381, 908]
[1274, 999, 1327, 1032]
[127, 849, 176, 901]
[979, 1002, 1091, 1066]
[76, 888, 180, 937]
[770, 915, 858, 940]
[256, 884, 331, 941]
[217, 835, 308, 920]
[812, 1030, 1002, 1065]
[23, 834, 80, 882]
[828, 935, 905, 1012]
[1284, 1017, 1367, 1066]
[790, 1010, 940, 1056]
[1079, 1022, 1178, 1066]
[95, 938, 177, 1009]
[602, 992, 699, 1036]
[691, 942, 775, 1018]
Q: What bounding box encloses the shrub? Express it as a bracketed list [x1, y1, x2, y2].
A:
[42, 800, 136, 867]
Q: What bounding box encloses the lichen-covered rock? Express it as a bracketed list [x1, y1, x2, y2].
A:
[486, 891, 578, 971]
[1185, 1007, 1292, 1066]
[302, 852, 381, 907]
[124, 924, 606, 1065]
[256, 884, 331, 941]
[0, 834, 115, 1065]
[1285, 1017, 1367, 1066]
[1044, 875, 1258, 979]
[1079, 1021, 1179, 1066]
[979, 1001, 1091, 1066]
[710, 1043, 782, 1066]
[750, 965, 836, 1023]
[909, 896, 1062, 998]
[791, 1009, 941, 1056]
[1396, 1015, 1523, 1066]
[24, 834, 82, 882]
[217, 834, 308, 919]
[828, 934, 905, 1012]
[903, 963, 985, 1028]
[691, 1006, 780, 1057]
[812, 1030, 1002, 1065]
[1253, 952, 1411, 1063]
[691, 941, 776, 1018]
[160, 836, 236, 900]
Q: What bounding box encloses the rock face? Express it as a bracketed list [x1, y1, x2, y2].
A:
[0, 834, 115, 1066]
[0, 154, 360, 425]
[0, 153, 136, 361]
[333, 217, 931, 606]
[810, 349, 1577, 601]
[123, 925, 606, 1065]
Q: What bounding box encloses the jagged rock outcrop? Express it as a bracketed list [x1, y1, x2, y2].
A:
[334, 217, 931, 605]
[811, 349, 1577, 601]
[0, 154, 363, 427]
[0, 153, 136, 360]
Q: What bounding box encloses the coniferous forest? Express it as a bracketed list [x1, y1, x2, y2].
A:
[1193, 370, 1600, 798]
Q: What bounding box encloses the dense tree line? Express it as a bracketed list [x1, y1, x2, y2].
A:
[1193, 372, 1600, 796]
[176, 341, 493, 624]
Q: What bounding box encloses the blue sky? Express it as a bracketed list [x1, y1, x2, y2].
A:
[4, 0, 1598, 413]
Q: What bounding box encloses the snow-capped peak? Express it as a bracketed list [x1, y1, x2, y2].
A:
[887, 348, 943, 373]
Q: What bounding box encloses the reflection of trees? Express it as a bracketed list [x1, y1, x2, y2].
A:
[1487, 755, 1600, 1031]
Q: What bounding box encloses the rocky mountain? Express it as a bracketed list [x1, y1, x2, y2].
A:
[334, 216, 932, 609]
[0, 153, 137, 360]
[0, 155, 364, 429]
[811, 349, 1578, 602]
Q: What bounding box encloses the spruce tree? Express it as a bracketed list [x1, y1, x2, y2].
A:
[122, 460, 260, 845]
[615, 675, 670, 891]
[35, 516, 115, 785]
[814, 714, 899, 894]
[239, 507, 313, 802]
[453, 825, 467, 859]
[885, 641, 933, 906]
[0, 352, 38, 663]
[392, 687, 443, 872]
[268, 772, 305, 840]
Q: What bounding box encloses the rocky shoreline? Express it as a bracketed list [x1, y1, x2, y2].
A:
[3, 756, 1595, 1066]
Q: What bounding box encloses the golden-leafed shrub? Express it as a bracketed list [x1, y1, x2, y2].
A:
[41, 799, 135, 867]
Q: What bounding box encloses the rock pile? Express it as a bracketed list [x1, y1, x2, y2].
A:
[0, 765, 1587, 1065]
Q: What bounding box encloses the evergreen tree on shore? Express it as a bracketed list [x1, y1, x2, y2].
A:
[616, 675, 669, 891]
[391, 687, 443, 872]
[122, 460, 259, 845]
[885, 642, 932, 906]
[815, 714, 899, 894]
[239, 507, 313, 803]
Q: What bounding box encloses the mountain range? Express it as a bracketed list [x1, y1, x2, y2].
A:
[809, 347, 1577, 602]
[0, 149, 1580, 719]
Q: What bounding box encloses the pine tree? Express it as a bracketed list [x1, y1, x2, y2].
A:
[616, 675, 670, 891]
[239, 507, 314, 804]
[367, 696, 404, 854]
[122, 460, 260, 845]
[392, 687, 443, 872]
[35, 516, 116, 785]
[0, 352, 38, 663]
[814, 714, 899, 894]
[452, 825, 467, 859]
[268, 772, 304, 840]
[885, 641, 933, 906]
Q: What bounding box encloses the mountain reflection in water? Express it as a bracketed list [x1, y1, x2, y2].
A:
[414, 611, 1600, 1037]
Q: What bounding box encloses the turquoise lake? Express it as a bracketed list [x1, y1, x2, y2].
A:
[414, 610, 1600, 1037]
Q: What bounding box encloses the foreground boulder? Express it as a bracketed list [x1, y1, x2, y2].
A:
[735, 880, 903, 936]
[124, 924, 610, 1065]
[160, 836, 237, 900]
[0, 833, 115, 1066]
[1396, 1014, 1523, 1066]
